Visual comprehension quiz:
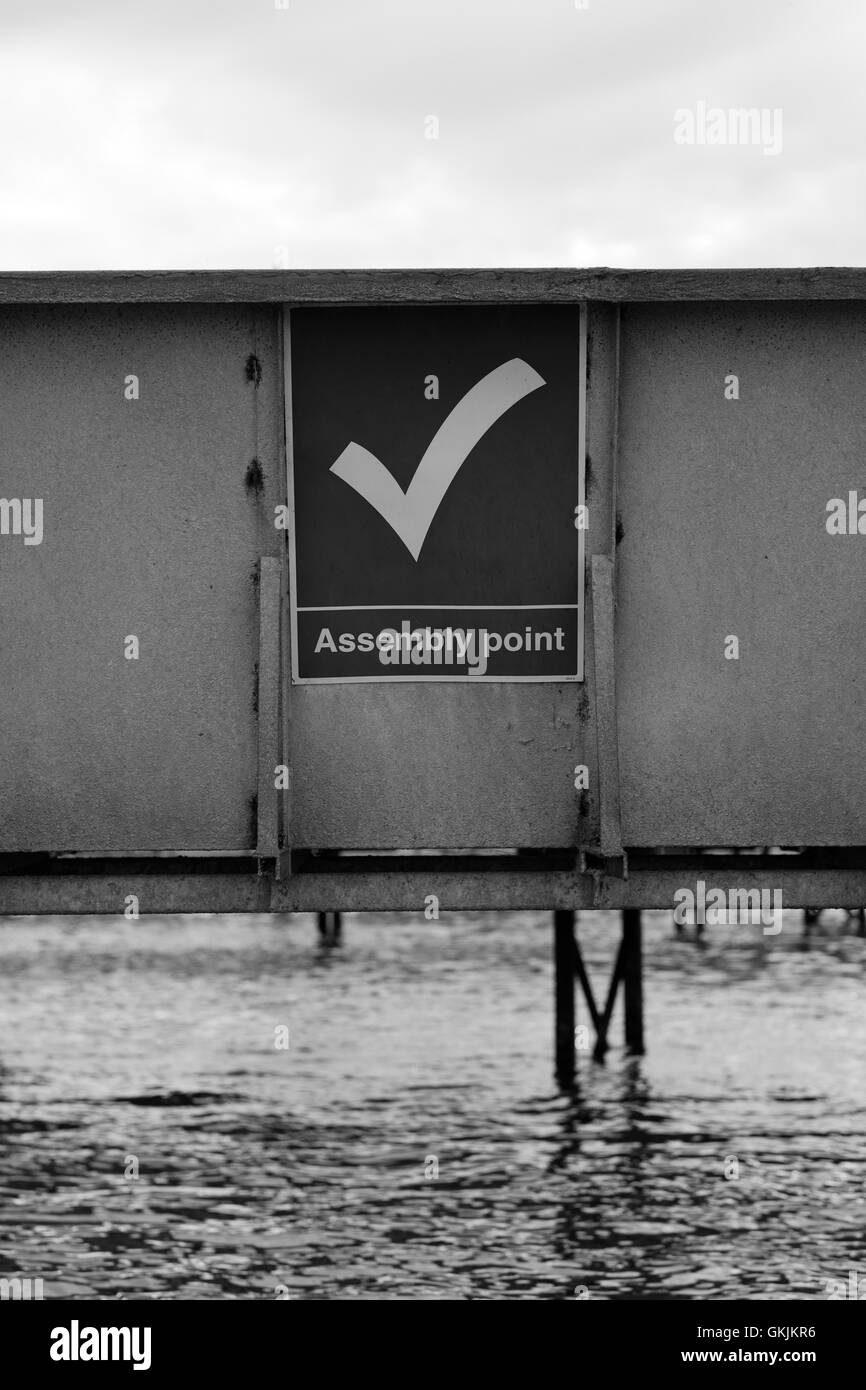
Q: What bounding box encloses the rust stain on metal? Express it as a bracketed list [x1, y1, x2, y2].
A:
[245, 353, 262, 386]
[245, 458, 264, 494]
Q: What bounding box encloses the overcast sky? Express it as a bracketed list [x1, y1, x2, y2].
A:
[1, 0, 863, 270]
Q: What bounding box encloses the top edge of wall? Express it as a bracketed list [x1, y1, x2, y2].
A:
[1, 268, 866, 305]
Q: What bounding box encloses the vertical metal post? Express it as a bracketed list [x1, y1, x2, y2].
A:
[256, 557, 282, 863]
[622, 908, 644, 1054]
[554, 909, 576, 1086]
[317, 911, 342, 946]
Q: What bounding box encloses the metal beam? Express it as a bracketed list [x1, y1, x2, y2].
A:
[2, 851, 866, 913]
[2, 268, 866, 305]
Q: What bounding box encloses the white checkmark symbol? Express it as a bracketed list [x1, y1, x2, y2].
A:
[329, 357, 546, 561]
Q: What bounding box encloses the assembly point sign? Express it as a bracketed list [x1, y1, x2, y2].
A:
[287, 305, 585, 683]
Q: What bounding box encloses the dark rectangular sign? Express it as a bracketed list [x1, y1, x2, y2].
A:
[286, 305, 585, 682]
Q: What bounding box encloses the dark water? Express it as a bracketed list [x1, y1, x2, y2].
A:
[0, 910, 864, 1300]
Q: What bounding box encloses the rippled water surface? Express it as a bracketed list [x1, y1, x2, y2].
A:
[0, 910, 864, 1299]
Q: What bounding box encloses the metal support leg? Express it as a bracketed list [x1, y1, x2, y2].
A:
[554, 910, 576, 1087]
[622, 908, 644, 1055]
[317, 911, 342, 946]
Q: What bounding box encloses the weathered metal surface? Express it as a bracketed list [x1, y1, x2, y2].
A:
[1, 853, 865, 913]
[616, 302, 866, 846]
[289, 684, 587, 848]
[0, 304, 284, 851]
[3, 268, 866, 304]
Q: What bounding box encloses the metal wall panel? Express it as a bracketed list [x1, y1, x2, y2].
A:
[617, 302, 866, 846]
[0, 304, 283, 850]
[289, 683, 589, 849]
[7, 287, 864, 862]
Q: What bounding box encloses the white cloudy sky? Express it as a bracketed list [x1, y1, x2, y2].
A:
[1, 0, 863, 270]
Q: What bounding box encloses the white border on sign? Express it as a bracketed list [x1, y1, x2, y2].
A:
[283, 303, 587, 685]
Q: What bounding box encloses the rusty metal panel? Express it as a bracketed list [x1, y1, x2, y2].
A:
[617, 302, 866, 846]
[0, 304, 283, 851]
